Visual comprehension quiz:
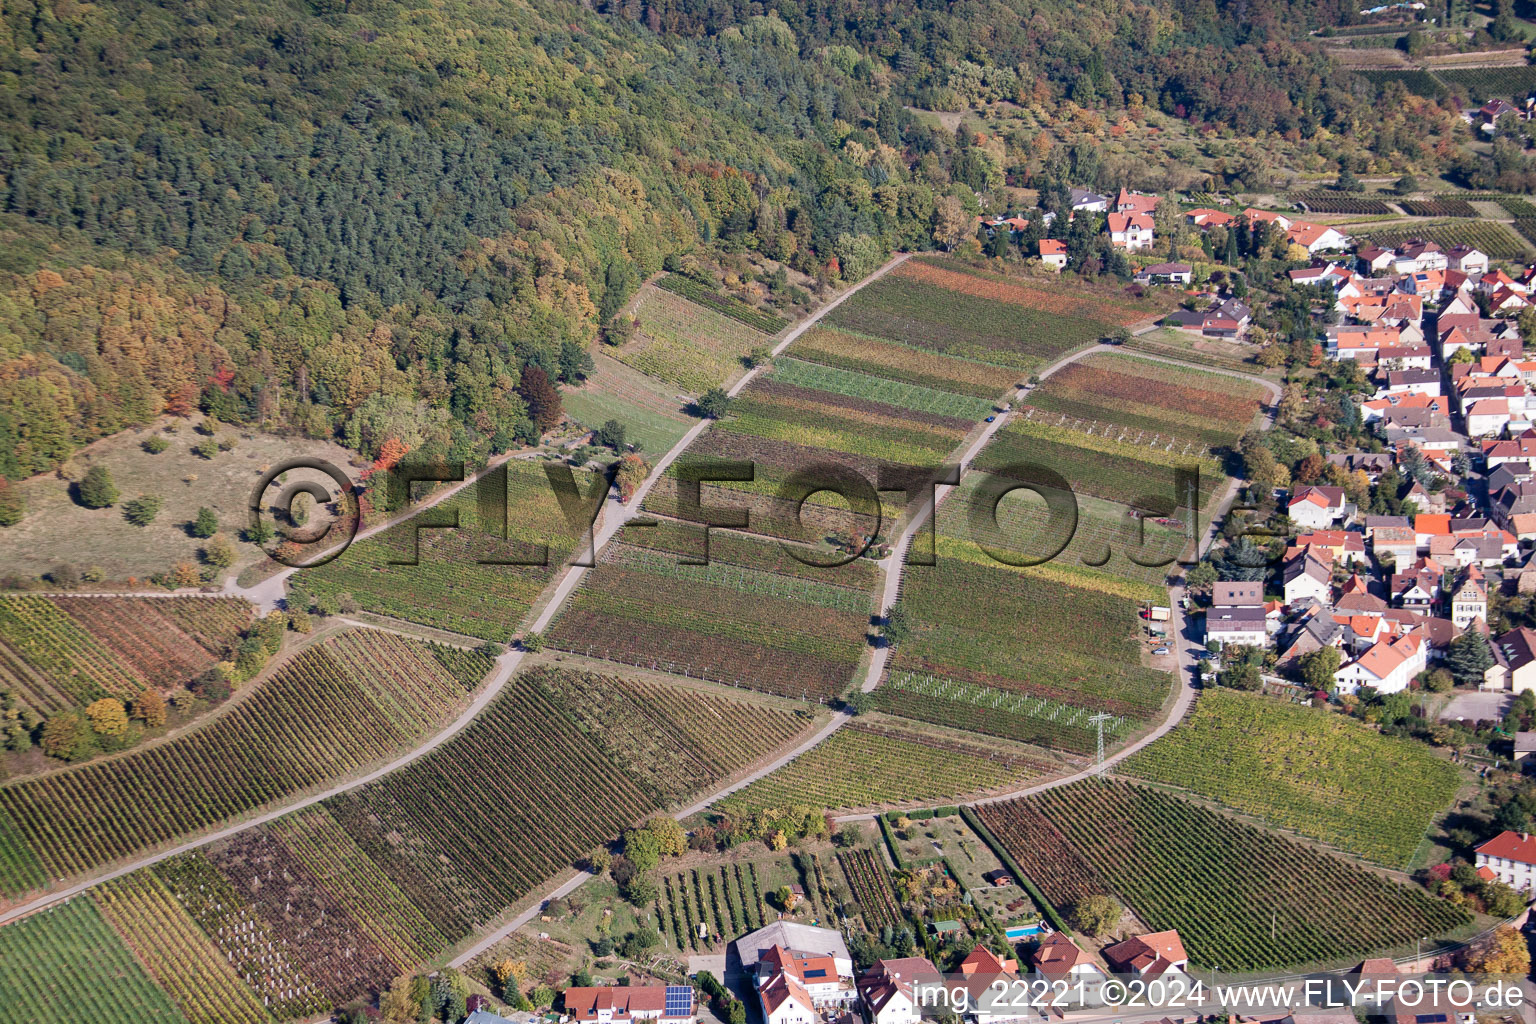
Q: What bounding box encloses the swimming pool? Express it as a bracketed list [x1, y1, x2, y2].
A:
[1004, 924, 1046, 940]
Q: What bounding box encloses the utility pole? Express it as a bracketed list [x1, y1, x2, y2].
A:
[1088, 712, 1114, 766]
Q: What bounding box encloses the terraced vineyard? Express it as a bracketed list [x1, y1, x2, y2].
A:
[980, 780, 1472, 970]
[545, 528, 873, 700]
[1288, 191, 1395, 215]
[718, 720, 1049, 812]
[1397, 198, 1477, 218]
[0, 630, 488, 893]
[1123, 690, 1461, 867]
[295, 462, 595, 641]
[0, 596, 253, 711]
[974, 420, 1223, 511]
[319, 667, 660, 929]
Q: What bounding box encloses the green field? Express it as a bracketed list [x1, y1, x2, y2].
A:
[1123, 690, 1462, 867]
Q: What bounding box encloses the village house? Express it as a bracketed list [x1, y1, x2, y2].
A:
[1028, 933, 1104, 985]
[1185, 207, 1234, 229]
[1474, 830, 1536, 892]
[1391, 239, 1447, 275]
[1447, 243, 1490, 276]
[946, 946, 1022, 1024]
[1357, 244, 1396, 275]
[1283, 553, 1334, 608]
[1107, 212, 1154, 251]
[1038, 239, 1068, 271]
[1288, 221, 1349, 255]
[563, 987, 696, 1024]
[1496, 627, 1536, 694]
[1333, 633, 1427, 695]
[1101, 931, 1189, 978]
[857, 957, 940, 1024]
[1450, 565, 1487, 631]
[1114, 189, 1159, 215]
[1134, 262, 1193, 286]
[1069, 188, 1108, 214]
[1287, 486, 1351, 529]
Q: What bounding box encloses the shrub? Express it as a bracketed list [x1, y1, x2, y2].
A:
[123, 494, 163, 526]
[191, 506, 219, 538]
[77, 466, 118, 508]
[141, 436, 169, 454]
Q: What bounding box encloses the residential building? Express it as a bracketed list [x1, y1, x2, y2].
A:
[1114, 189, 1159, 215]
[1028, 933, 1104, 984]
[1287, 486, 1350, 529]
[1474, 830, 1536, 892]
[1102, 931, 1189, 978]
[858, 957, 940, 1024]
[1391, 239, 1447, 275]
[1134, 262, 1193, 286]
[1333, 633, 1427, 695]
[1288, 221, 1349, 255]
[1450, 565, 1487, 631]
[1447, 244, 1490, 275]
[1107, 212, 1153, 251]
[563, 987, 696, 1024]
[1283, 553, 1333, 608]
[1496, 627, 1536, 693]
[1038, 239, 1067, 271]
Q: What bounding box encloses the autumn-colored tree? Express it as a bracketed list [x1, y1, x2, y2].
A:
[40, 711, 93, 760]
[86, 698, 129, 736]
[202, 533, 237, 570]
[169, 560, 203, 588]
[132, 687, 168, 728]
[372, 436, 411, 476]
[1466, 926, 1530, 974]
[614, 452, 649, 503]
[518, 366, 562, 434]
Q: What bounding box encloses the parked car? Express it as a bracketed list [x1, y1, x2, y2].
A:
[985, 415, 996, 422]
[1152, 647, 1171, 656]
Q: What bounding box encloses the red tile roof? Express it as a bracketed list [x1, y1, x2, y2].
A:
[1476, 829, 1536, 865]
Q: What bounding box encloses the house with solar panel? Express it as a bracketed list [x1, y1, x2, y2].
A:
[734, 922, 857, 1024]
[562, 984, 696, 1024]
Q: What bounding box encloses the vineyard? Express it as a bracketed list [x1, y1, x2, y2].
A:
[655, 274, 791, 334]
[1436, 66, 1536, 100]
[941, 481, 1186, 598]
[524, 664, 816, 802]
[770, 358, 997, 422]
[94, 872, 272, 1024]
[0, 630, 485, 892]
[318, 666, 660, 930]
[1022, 353, 1267, 450]
[879, 554, 1169, 754]
[791, 327, 1017, 400]
[725, 379, 972, 466]
[617, 285, 777, 391]
[838, 848, 901, 930]
[1397, 198, 1477, 218]
[1360, 221, 1528, 260]
[974, 420, 1223, 510]
[155, 853, 329, 1018]
[1354, 69, 1448, 98]
[718, 720, 1045, 813]
[906, 258, 1162, 326]
[545, 531, 873, 700]
[980, 780, 1472, 970]
[206, 830, 400, 1001]
[0, 596, 253, 712]
[0, 897, 186, 1024]
[826, 266, 1120, 371]
[296, 462, 593, 641]
[656, 861, 768, 951]
[1122, 690, 1461, 867]
[1287, 192, 1395, 216]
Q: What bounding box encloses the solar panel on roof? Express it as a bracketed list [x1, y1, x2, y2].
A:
[665, 986, 693, 1015]
[804, 969, 827, 978]
[1416, 1014, 1447, 1023]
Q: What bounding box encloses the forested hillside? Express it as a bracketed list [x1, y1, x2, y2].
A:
[0, 0, 1438, 478]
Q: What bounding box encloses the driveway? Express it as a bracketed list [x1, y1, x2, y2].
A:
[1437, 689, 1510, 724]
